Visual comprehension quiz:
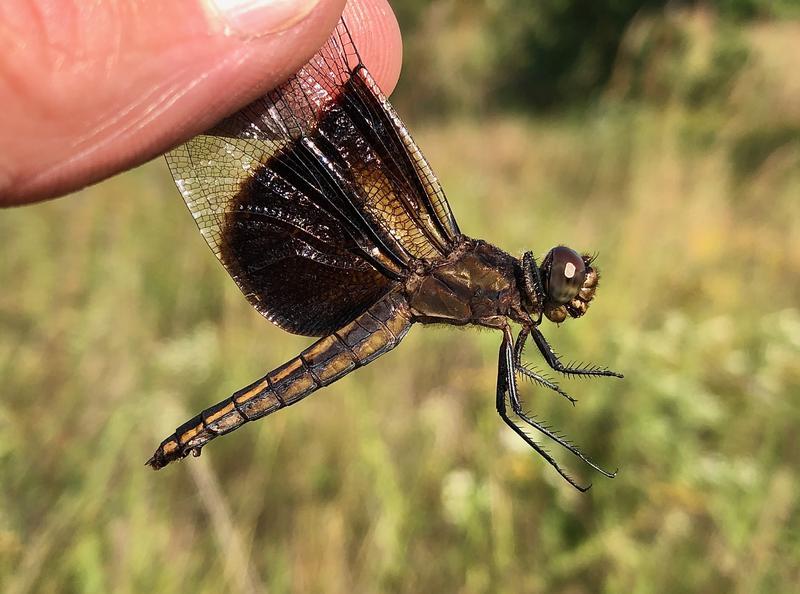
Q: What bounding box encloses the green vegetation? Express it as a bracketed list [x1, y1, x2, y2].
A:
[392, 0, 800, 115]
[1, 8, 799, 594]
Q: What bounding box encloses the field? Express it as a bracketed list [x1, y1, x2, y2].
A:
[2, 11, 799, 594]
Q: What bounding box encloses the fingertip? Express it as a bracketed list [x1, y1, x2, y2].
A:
[212, 0, 402, 111]
[205, 0, 337, 39]
[161, 0, 402, 156]
[0, 0, 403, 204]
[343, 0, 403, 95]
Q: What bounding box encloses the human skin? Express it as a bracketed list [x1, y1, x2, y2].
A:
[0, 0, 402, 205]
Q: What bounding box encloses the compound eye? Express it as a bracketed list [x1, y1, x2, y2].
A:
[546, 246, 586, 305]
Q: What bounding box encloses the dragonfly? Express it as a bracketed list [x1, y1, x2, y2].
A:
[148, 18, 622, 490]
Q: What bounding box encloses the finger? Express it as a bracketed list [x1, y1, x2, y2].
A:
[0, 0, 402, 206]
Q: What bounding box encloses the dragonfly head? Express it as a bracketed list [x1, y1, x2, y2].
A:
[522, 247, 599, 323]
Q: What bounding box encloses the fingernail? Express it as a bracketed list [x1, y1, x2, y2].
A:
[205, 0, 323, 39]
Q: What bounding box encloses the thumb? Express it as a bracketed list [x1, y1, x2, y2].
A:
[0, 0, 401, 205]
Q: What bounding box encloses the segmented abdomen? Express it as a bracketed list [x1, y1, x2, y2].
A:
[147, 291, 412, 469]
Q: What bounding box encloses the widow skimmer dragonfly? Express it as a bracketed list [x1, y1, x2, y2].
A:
[148, 18, 622, 490]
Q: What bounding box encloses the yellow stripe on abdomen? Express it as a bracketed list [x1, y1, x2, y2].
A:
[147, 291, 412, 469]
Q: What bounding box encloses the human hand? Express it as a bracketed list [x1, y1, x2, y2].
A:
[0, 0, 401, 205]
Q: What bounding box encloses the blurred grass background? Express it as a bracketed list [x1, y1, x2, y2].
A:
[2, 2, 800, 593]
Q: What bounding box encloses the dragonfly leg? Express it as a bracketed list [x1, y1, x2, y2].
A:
[530, 325, 623, 379]
[513, 327, 577, 405]
[496, 326, 592, 491]
[521, 251, 545, 324]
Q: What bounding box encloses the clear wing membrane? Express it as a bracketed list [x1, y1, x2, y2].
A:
[166, 19, 461, 336]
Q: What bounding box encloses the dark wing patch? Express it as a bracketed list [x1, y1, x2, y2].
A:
[165, 19, 461, 335]
[220, 165, 391, 336]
